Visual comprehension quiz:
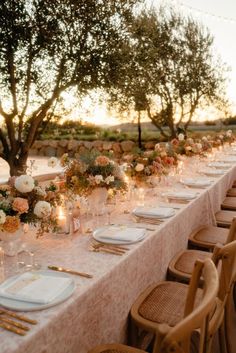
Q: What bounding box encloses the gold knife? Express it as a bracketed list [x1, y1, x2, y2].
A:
[0, 316, 30, 331]
[0, 321, 26, 336]
[0, 309, 38, 325]
[48, 266, 93, 278]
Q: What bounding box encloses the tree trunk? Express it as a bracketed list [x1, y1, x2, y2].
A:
[8, 151, 28, 176]
[137, 111, 142, 149]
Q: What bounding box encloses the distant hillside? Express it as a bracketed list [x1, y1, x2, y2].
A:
[107, 120, 226, 132]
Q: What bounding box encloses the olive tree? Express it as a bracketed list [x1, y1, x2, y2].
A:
[0, 0, 142, 175]
[106, 8, 227, 139]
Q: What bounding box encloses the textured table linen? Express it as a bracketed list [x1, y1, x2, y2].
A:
[1, 161, 236, 353]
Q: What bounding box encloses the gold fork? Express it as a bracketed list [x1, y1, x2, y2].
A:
[90, 246, 123, 256]
[0, 309, 37, 325]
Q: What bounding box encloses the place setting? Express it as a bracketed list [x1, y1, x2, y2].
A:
[180, 177, 213, 189]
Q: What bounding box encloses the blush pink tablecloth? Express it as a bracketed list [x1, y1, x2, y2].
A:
[1, 163, 236, 353]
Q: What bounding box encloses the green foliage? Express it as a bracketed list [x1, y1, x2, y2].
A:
[106, 7, 227, 139]
[0, 0, 143, 175]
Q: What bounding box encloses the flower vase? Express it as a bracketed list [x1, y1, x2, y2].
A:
[87, 187, 108, 216]
[0, 228, 23, 257]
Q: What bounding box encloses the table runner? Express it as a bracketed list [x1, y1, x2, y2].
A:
[1, 163, 236, 353]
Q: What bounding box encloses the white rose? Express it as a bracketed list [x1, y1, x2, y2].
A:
[154, 143, 161, 151]
[94, 175, 103, 184]
[15, 175, 35, 193]
[135, 163, 144, 172]
[0, 210, 6, 224]
[196, 143, 202, 150]
[202, 136, 208, 142]
[34, 201, 51, 218]
[219, 135, 224, 140]
[34, 186, 46, 197]
[48, 157, 58, 168]
[178, 133, 185, 141]
[207, 135, 211, 140]
[105, 175, 115, 184]
[187, 138, 193, 144]
[185, 146, 192, 151]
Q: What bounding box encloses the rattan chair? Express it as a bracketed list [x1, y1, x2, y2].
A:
[170, 219, 236, 282]
[168, 240, 236, 353]
[130, 259, 219, 353]
[226, 188, 236, 197]
[188, 218, 236, 251]
[215, 210, 236, 228]
[89, 260, 218, 353]
[221, 197, 236, 211]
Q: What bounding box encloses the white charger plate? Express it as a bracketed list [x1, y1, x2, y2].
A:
[133, 207, 175, 219]
[93, 226, 146, 245]
[0, 270, 75, 311]
[200, 169, 225, 176]
[164, 191, 198, 200]
[180, 178, 211, 188]
[208, 162, 231, 169]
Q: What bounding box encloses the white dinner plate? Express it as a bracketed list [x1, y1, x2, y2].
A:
[133, 206, 175, 219]
[220, 156, 236, 163]
[200, 169, 225, 176]
[164, 191, 198, 200]
[0, 270, 75, 311]
[208, 162, 231, 169]
[180, 178, 211, 188]
[93, 226, 146, 245]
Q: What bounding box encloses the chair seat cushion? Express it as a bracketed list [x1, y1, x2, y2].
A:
[138, 282, 201, 327]
[222, 197, 236, 210]
[189, 225, 228, 247]
[215, 210, 236, 227]
[227, 188, 236, 197]
[168, 250, 212, 281]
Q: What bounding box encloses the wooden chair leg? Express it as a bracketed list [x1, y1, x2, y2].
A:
[218, 323, 228, 353]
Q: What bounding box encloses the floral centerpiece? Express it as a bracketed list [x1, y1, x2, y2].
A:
[61, 152, 127, 196]
[171, 134, 207, 157]
[124, 148, 177, 186]
[0, 175, 59, 238]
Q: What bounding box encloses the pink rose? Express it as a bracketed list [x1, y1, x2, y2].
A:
[12, 197, 29, 214]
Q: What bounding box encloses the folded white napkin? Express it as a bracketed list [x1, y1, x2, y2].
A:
[201, 169, 225, 175]
[0, 272, 73, 304]
[181, 178, 211, 187]
[223, 157, 236, 163]
[208, 162, 230, 168]
[133, 206, 174, 218]
[165, 191, 197, 200]
[97, 226, 145, 242]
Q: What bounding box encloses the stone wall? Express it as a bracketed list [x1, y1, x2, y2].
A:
[29, 140, 156, 158]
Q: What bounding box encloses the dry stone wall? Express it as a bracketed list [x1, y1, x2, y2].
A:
[29, 140, 156, 158]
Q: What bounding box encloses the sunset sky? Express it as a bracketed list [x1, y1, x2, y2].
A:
[74, 0, 236, 125]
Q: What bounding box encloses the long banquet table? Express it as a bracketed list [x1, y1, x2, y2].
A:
[1, 154, 236, 353]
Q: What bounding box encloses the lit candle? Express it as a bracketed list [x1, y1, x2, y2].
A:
[57, 206, 69, 234]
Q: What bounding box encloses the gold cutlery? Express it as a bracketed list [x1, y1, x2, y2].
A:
[0, 309, 37, 325]
[0, 316, 30, 331]
[135, 217, 163, 225]
[48, 265, 93, 279]
[91, 243, 127, 254]
[0, 321, 26, 336]
[90, 247, 123, 256]
[91, 241, 130, 252]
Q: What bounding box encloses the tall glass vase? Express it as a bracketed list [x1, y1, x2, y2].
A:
[0, 227, 23, 257]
